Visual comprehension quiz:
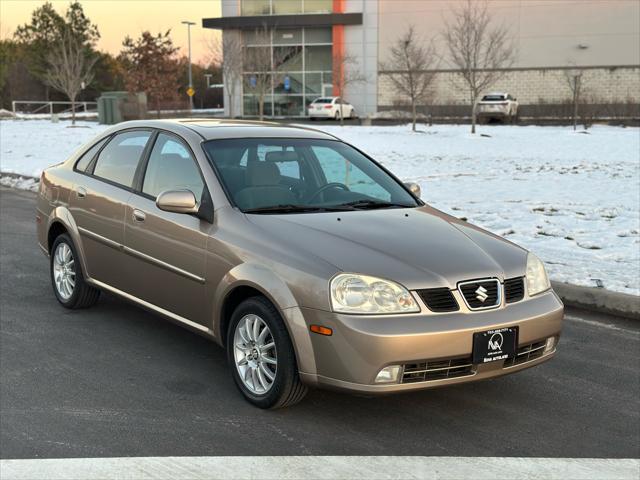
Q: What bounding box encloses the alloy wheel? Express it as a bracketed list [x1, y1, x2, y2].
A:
[53, 242, 75, 300]
[233, 314, 277, 395]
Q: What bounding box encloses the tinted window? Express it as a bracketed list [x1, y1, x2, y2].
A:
[75, 137, 108, 172]
[313, 98, 333, 104]
[481, 95, 505, 101]
[93, 131, 151, 188]
[142, 133, 204, 200]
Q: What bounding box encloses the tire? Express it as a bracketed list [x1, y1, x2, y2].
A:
[50, 233, 100, 309]
[334, 111, 340, 121]
[227, 296, 307, 409]
[349, 108, 356, 119]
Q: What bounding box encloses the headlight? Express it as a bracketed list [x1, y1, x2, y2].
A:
[330, 273, 420, 314]
[526, 253, 551, 296]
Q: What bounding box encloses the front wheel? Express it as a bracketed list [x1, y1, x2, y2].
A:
[227, 296, 307, 409]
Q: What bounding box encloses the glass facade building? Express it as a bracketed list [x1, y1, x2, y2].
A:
[203, 0, 368, 118]
[243, 26, 333, 117]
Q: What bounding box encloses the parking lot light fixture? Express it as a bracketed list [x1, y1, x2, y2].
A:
[182, 20, 196, 112]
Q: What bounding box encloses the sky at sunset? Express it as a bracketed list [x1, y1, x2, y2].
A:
[0, 0, 222, 64]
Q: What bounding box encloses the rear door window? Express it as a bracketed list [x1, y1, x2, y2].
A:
[92, 131, 152, 188]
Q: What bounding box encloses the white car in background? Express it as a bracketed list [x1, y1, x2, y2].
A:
[477, 93, 519, 123]
[308, 97, 356, 120]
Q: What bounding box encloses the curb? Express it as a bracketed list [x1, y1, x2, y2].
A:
[1, 174, 638, 320]
[552, 281, 639, 320]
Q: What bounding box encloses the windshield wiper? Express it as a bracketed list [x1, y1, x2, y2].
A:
[336, 200, 414, 210]
[244, 204, 354, 214]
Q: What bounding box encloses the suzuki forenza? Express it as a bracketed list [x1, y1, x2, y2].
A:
[37, 120, 563, 408]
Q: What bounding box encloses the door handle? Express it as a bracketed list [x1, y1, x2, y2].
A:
[76, 186, 87, 198]
[132, 209, 146, 222]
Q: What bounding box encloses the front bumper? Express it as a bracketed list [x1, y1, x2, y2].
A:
[293, 290, 563, 394]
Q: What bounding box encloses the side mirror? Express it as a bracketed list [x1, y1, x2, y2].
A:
[404, 182, 421, 198]
[156, 189, 198, 214]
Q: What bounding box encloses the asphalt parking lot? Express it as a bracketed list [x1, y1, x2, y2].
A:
[1, 186, 639, 460]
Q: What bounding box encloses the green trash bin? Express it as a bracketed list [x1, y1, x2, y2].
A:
[97, 91, 129, 124]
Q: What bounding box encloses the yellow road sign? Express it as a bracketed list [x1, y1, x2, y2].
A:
[186, 87, 195, 97]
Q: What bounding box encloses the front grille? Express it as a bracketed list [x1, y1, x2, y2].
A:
[416, 288, 459, 312]
[402, 357, 474, 383]
[459, 279, 500, 310]
[505, 277, 525, 303]
[503, 340, 546, 368]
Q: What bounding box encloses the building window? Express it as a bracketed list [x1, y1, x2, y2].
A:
[241, 27, 332, 117]
[305, 45, 332, 71]
[241, 0, 332, 16]
[272, 0, 303, 14]
[241, 0, 271, 15]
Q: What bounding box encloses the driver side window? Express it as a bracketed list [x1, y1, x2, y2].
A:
[311, 146, 390, 201]
[142, 133, 204, 200]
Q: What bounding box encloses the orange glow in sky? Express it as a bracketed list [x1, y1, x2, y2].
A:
[0, 0, 222, 64]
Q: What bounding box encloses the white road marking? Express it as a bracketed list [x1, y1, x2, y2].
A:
[565, 314, 640, 335]
[0, 456, 638, 480]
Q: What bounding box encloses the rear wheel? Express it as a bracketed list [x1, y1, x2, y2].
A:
[227, 296, 307, 409]
[334, 110, 340, 121]
[50, 233, 100, 309]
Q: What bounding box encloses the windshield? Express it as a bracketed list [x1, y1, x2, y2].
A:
[202, 138, 419, 213]
[312, 98, 333, 104]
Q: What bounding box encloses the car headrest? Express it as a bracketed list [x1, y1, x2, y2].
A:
[248, 161, 281, 186]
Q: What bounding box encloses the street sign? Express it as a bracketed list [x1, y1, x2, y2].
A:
[186, 87, 195, 97]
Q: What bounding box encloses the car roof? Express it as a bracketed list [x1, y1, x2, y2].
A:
[108, 119, 341, 141]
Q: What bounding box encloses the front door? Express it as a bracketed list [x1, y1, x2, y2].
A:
[122, 132, 211, 326]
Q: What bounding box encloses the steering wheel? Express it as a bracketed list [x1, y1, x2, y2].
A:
[307, 182, 349, 203]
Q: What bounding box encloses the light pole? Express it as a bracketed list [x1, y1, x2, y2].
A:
[182, 20, 196, 112]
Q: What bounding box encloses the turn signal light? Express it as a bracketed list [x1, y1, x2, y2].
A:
[310, 324, 333, 336]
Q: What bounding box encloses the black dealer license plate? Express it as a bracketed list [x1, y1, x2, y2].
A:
[472, 327, 517, 364]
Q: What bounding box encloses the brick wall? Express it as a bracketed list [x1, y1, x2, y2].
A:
[378, 66, 640, 109]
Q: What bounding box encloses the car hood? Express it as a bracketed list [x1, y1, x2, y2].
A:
[247, 206, 528, 290]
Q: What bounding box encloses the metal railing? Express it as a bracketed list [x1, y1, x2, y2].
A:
[11, 101, 98, 116]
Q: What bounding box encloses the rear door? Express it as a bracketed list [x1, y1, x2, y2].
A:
[69, 129, 152, 290]
[122, 131, 212, 325]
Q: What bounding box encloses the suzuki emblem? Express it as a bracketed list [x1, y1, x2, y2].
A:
[475, 285, 489, 302]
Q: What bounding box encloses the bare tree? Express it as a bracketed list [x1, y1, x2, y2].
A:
[332, 51, 366, 126]
[443, 0, 516, 133]
[45, 28, 96, 125]
[242, 26, 288, 120]
[380, 25, 438, 131]
[564, 67, 584, 131]
[207, 32, 242, 118]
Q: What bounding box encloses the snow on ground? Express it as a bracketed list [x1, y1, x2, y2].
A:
[1, 119, 639, 295]
[0, 119, 105, 177]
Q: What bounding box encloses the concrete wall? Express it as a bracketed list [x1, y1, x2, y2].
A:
[378, 0, 640, 69]
[341, 0, 379, 116]
[378, 66, 640, 108]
